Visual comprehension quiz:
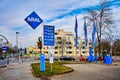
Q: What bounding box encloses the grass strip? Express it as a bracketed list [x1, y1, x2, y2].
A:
[31, 62, 73, 78]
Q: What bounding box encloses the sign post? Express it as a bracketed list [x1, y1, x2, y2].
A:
[44, 25, 55, 72]
[49, 48, 54, 72]
[25, 11, 44, 71]
[40, 54, 45, 72]
[38, 37, 45, 72]
[2, 45, 9, 64]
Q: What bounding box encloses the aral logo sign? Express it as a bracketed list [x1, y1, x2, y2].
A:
[24, 11, 43, 29]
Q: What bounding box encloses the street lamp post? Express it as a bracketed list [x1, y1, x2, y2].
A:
[16, 32, 20, 63]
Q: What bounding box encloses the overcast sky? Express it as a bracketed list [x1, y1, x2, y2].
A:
[0, 0, 120, 48]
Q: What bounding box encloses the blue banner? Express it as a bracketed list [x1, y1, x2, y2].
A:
[84, 18, 88, 47]
[92, 21, 97, 48]
[74, 16, 78, 46]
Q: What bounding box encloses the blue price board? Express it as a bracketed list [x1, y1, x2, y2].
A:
[24, 11, 43, 29]
[44, 25, 55, 46]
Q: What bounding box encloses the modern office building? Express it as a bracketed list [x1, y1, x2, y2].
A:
[27, 29, 92, 58]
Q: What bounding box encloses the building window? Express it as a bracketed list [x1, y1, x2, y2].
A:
[55, 52, 57, 54]
[66, 52, 68, 54]
[69, 47, 72, 49]
[77, 52, 79, 54]
[55, 33, 58, 35]
[77, 46, 79, 49]
[57, 37, 61, 40]
[83, 51, 85, 54]
[69, 51, 72, 54]
[58, 42, 61, 44]
[55, 47, 58, 49]
[82, 46, 85, 49]
[89, 43, 92, 45]
[82, 42, 85, 44]
[89, 47, 92, 49]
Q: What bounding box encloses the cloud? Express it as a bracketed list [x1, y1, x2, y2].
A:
[0, 0, 120, 47]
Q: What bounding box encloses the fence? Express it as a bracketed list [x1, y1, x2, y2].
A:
[0, 59, 7, 66]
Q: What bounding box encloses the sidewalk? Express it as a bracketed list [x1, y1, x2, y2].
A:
[0, 61, 40, 80]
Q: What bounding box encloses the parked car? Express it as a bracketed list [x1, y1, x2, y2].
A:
[79, 56, 88, 61]
[112, 56, 120, 61]
[60, 56, 75, 61]
[54, 57, 59, 61]
[0, 56, 5, 60]
[98, 57, 104, 61]
[45, 57, 49, 61]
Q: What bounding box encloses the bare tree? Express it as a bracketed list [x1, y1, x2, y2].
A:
[86, 0, 114, 57]
[61, 37, 67, 57]
[56, 36, 67, 57]
[102, 31, 120, 56]
[101, 40, 111, 53]
[113, 39, 120, 56]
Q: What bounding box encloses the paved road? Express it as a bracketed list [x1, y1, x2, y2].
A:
[0, 59, 40, 80]
[51, 62, 120, 80]
[0, 60, 120, 80]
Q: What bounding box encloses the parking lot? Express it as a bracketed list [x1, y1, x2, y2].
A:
[51, 62, 120, 80]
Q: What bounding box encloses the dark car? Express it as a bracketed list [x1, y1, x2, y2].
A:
[60, 56, 75, 61]
[54, 57, 59, 61]
[0, 56, 5, 60]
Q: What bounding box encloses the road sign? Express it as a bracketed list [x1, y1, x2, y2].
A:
[2, 45, 7, 52]
[44, 25, 55, 46]
[50, 53, 54, 63]
[24, 11, 43, 29]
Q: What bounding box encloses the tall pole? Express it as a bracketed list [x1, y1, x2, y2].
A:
[16, 32, 20, 63]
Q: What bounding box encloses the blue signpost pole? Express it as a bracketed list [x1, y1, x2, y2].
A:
[38, 37, 45, 72]
[40, 54, 45, 72]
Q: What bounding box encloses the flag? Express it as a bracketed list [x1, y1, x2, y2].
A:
[74, 16, 78, 46]
[84, 18, 88, 47]
[92, 21, 97, 48]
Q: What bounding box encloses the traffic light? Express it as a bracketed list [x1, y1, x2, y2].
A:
[38, 41, 42, 49]
[38, 37, 42, 49]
